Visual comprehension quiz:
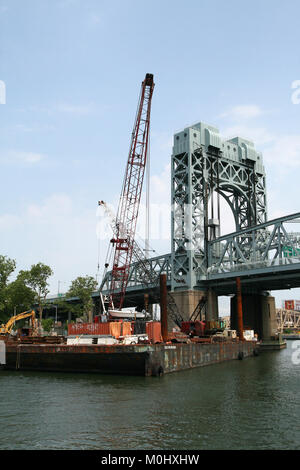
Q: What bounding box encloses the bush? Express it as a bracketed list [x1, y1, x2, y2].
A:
[42, 318, 54, 333]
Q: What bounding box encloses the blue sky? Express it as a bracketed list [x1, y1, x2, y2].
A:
[0, 0, 300, 311]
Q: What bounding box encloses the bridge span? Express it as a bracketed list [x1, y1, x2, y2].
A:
[49, 121, 300, 345]
[100, 211, 300, 298]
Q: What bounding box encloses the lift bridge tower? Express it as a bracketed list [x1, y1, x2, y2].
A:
[171, 122, 267, 320]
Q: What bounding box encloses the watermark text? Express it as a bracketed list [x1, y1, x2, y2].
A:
[291, 341, 300, 365]
[0, 80, 6, 104]
[291, 80, 300, 104]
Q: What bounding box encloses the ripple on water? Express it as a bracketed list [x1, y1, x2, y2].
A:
[0, 343, 299, 450]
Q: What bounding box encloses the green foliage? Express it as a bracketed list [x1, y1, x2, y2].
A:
[18, 262, 53, 320]
[0, 255, 16, 290]
[66, 276, 98, 321]
[0, 255, 17, 323]
[3, 279, 35, 316]
[41, 318, 54, 333]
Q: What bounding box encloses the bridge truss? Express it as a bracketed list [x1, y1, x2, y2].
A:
[208, 212, 300, 279]
[276, 308, 300, 331]
[171, 122, 267, 291]
[98, 122, 300, 305]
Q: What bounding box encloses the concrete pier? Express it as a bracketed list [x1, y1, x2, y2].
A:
[230, 293, 286, 349]
[170, 288, 218, 329]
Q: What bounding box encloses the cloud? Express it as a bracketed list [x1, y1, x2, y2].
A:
[14, 123, 55, 133]
[55, 102, 96, 116]
[221, 125, 274, 146]
[0, 5, 8, 14]
[263, 134, 300, 167]
[0, 192, 100, 294]
[89, 13, 101, 25]
[27, 194, 73, 218]
[0, 214, 21, 230]
[24, 101, 110, 119]
[152, 131, 173, 152]
[58, 0, 78, 7]
[218, 104, 300, 168]
[150, 163, 171, 203]
[0, 150, 45, 165]
[219, 105, 264, 120]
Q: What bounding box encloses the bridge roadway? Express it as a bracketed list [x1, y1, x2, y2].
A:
[46, 212, 300, 308]
[99, 211, 300, 303]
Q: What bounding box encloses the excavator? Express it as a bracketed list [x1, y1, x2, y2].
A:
[0, 310, 36, 336]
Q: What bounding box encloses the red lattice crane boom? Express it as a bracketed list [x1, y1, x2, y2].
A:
[109, 73, 155, 310]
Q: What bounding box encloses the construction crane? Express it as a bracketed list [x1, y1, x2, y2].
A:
[99, 74, 184, 326]
[0, 310, 36, 335]
[108, 73, 155, 311]
[99, 200, 184, 327]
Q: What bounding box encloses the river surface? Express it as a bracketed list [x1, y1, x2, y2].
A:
[0, 341, 299, 450]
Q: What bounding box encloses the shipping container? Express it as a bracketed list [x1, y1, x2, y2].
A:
[284, 300, 300, 311]
[146, 322, 162, 344]
[68, 322, 110, 336]
[284, 300, 295, 310]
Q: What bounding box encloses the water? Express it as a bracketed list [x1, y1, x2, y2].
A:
[0, 342, 299, 450]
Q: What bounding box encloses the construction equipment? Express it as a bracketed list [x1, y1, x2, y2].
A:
[189, 297, 207, 322]
[99, 200, 184, 327]
[0, 310, 36, 335]
[99, 74, 184, 327]
[106, 73, 155, 311]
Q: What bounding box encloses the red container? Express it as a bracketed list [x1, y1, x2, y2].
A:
[68, 322, 110, 336]
[285, 300, 295, 310]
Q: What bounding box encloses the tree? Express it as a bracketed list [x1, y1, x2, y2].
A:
[41, 318, 53, 333]
[3, 278, 35, 314]
[0, 255, 17, 323]
[0, 255, 16, 290]
[66, 276, 98, 321]
[18, 263, 53, 322]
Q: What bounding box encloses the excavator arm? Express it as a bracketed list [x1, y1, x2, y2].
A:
[0, 310, 36, 335]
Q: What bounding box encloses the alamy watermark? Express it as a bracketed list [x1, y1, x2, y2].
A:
[0, 80, 6, 104]
[291, 80, 300, 104]
[96, 201, 205, 251]
[291, 341, 300, 365]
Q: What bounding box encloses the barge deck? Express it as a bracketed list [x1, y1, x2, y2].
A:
[0, 340, 259, 376]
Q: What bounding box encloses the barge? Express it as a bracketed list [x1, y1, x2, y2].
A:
[0, 338, 259, 376]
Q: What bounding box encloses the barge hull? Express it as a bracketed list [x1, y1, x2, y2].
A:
[2, 341, 259, 376]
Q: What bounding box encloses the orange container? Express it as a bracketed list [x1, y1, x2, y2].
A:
[109, 322, 122, 339]
[146, 322, 163, 344]
[122, 322, 132, 336]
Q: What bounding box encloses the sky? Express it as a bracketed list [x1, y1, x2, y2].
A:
[0, 0, 300, 313]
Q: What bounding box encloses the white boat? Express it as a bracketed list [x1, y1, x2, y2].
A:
[108, 307, 147, 319]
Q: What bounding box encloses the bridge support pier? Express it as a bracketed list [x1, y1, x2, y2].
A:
[206, 289, 219, 322]
[170, 289, 218, 330]
[230, 293, 277, 341]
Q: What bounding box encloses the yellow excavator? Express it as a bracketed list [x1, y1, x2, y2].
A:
[0, 310, 36, 335]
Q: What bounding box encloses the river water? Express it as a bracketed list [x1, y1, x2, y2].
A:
[0, 341, 299, 450]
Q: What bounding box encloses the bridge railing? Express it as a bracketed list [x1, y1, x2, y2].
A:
[207, 212, 300, 277]
[99, 253, 172, 294]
